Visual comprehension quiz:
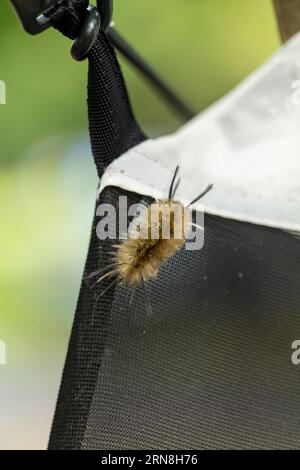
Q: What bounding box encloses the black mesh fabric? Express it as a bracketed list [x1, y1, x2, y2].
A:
[50, 187, 300, 450]
[49, 187, 126, 449]
[47, 0, 300, 451]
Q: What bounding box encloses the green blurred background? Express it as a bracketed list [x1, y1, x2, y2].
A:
[0, 0, 280, 449]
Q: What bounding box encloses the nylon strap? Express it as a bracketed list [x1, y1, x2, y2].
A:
[47, 0, 146, 177]
[47, 0, 146, 448]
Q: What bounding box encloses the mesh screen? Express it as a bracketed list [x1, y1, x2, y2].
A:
[49, 187, 300, 450]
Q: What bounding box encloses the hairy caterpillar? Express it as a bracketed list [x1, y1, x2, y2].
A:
[90, 166, 213, 313]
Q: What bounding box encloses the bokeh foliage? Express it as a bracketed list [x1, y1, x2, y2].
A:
[0, 0, 279, 163]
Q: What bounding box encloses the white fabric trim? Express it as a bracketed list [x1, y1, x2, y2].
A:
[99, 32, 300, 232]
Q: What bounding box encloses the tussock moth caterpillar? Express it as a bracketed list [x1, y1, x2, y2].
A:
[89, 166, 213, 314]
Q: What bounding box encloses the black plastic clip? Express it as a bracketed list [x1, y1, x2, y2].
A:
[10, 0, 62, 35]
[70, 1, 113, 61]
[70, 5, 101, 61]
[10, 0, 113, 61]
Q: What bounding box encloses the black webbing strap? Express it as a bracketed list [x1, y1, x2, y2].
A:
[46, 0, 146, 449]
[47, 0, 146, 177]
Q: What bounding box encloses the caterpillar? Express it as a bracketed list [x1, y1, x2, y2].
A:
[90, 166, 213, 314]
